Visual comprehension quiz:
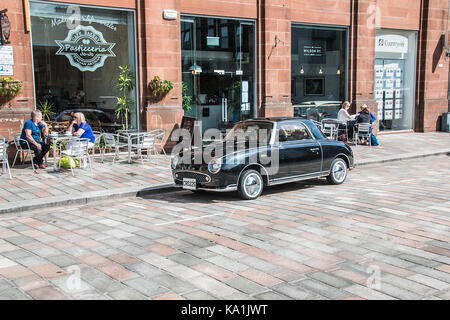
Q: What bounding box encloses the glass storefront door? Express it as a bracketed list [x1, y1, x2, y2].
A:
[374, 30, 417, 131]
[29, 1, 138, 131]
[181, 16, 256, 134]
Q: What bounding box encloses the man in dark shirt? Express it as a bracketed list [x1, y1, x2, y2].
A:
[20, 110, 50, 169]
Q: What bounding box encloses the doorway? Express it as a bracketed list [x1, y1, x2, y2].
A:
[181, 16, 256, 134]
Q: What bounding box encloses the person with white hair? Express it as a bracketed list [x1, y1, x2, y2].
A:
[19, 110, 50, 169]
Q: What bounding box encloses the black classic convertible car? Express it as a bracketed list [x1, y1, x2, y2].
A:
[171, 118, 354, 200]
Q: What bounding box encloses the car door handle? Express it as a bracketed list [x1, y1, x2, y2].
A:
[310, 147, 320, 153]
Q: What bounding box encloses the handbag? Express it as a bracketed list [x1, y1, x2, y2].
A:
[370, 134, 379, 146]
[59, 156, 80, 169]
[338, 133, 347, 142]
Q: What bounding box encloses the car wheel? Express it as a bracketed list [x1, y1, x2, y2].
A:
[327, 158, 348, 185]
[238, 169, 264, 200]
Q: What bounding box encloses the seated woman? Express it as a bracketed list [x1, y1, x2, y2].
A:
[69, 112, 95, 147]
[337, 101, 356, 139]
[66, 112, 95, 167]
[355, 105, 375, 145]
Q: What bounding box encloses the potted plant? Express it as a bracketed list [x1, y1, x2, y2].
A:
[115, 65, 135, 131]
[37, 100, 56, 121]
[182, 81, 192, 112]
[148, 75, 173, 102]
[0, 77, 23, 99]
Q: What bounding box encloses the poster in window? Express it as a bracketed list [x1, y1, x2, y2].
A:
[242, 92, 248, 103]
[396, 79, 402, 88]
[375, 66, 384, 78]
[394, 109, 403, 119]
[376, 100, 383, 109]
[299, 40, 326, 64]
[395, 89, 403, 99]
[242, 81, 249, 92]
[384, 110, 393, 120]
[376, 100, 384, 120]
[385, 90, 394, 99]
[385, 68, 394, 78]
[396, 68, 403, 78]
[395, 99, 403, 109]
[375, 79, 383, 88]
[378, 108, 384, 120]
[385, 79, 394, 88]
[304, 78, 324, 96]
[375, 90, 383, 100]
[384, 99, 393, 110]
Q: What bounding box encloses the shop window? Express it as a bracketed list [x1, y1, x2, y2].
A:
[181, 16, 256, 133]
[291, 25, 347, 120]
[29, 2, 138, 132]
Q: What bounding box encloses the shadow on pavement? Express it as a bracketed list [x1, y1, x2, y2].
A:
[138, 178, 328, 203]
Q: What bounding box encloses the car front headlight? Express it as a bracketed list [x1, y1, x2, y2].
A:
[171, 156, 179, 169]
[208, 158, 222, 174]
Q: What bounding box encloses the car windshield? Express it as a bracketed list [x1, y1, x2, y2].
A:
[224, 121, 274, 143]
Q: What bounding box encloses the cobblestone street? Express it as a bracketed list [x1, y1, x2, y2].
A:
[0, 155, 449, 300]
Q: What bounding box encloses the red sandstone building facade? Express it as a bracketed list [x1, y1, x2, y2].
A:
[1, 0, 449, 144]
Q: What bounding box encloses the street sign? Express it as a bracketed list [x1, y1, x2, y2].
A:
[0, 9, 11, 45]
[0, 64, 13, 75]
[0, 46, 13, 64]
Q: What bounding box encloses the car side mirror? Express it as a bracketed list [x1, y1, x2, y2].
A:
[279, 135, 288, 142]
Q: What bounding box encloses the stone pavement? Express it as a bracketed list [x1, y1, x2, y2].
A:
[0, 155, 449, 300]
[0, 131, 449, 214]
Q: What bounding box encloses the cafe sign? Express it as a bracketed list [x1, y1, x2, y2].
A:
[376, 34, 408, 54]
[55, 25, 116, 72]
[1, 11, 11, 44]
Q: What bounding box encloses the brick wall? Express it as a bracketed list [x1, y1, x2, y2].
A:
[291, 0, 350, 26]
[0, 0, 35, 140]
[259, 0, 292, 117]
[1, 0, 448, 137]
[416, 0, 450, 132]
[181, 0, 257, 19]
[140, 0, 184, 146]
[348, 0, 378, 133]
[377, 0, 421, 30]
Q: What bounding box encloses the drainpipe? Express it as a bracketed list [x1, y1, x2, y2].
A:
[257, 0, 266, 117]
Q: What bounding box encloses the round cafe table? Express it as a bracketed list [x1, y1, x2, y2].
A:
[116, 129, 142, 164]
[47, 133, 75, 170]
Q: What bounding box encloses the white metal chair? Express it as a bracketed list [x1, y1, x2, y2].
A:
[12, 135, 37, 172]
[355, 123, 372, 146]
[149, 129, 166, 157]
[59, 138, 93, 176]
[101, 133, 128, 163]
[0, 141, 12, 179]
[90, 131, 104, 160]
[131, 132, 158, 164]
[310, 120, 323, 131]
[321, 120, 339, 140]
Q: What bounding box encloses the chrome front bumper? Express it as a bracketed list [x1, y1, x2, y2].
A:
[173, 183, 237, 192]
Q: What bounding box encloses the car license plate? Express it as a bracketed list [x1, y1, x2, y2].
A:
[183, 178, 196, 190]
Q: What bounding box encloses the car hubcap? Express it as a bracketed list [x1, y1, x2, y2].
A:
[333, 161, 347, 183]
[244, 173, 262, 197]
